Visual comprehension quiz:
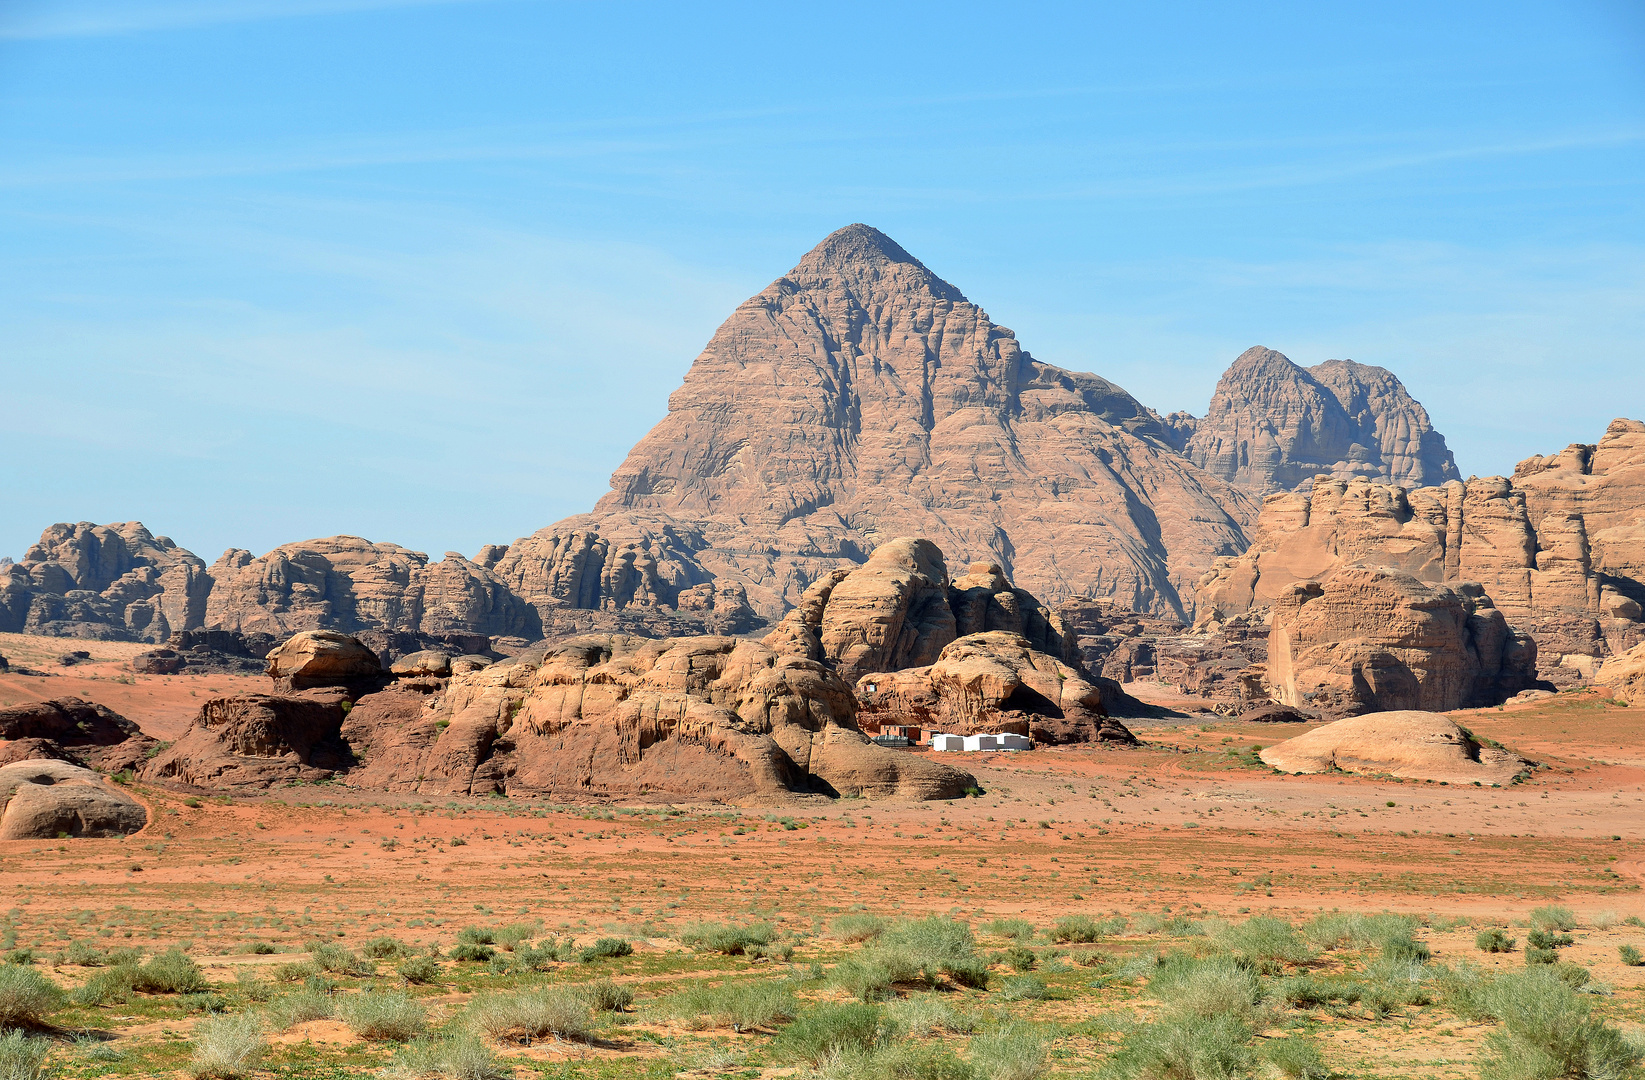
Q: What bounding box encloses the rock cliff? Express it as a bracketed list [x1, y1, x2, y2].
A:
[1179, 347, 1459, 496]
[1195, 419, 1645, 681]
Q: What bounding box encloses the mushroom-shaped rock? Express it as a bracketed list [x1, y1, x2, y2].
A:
[265, 630, 383, 692]
[0, 760, 146, 839]
[1258, 710, 1531, 785]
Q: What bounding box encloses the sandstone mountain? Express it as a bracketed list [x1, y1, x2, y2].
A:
[513, 224, 1253, 622]
[1169, 346, 1459, 496]
[1196, 418, 1645, 682]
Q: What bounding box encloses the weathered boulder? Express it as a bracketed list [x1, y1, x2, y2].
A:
[390, 650, 452, 677]
[1259, 711, 1531, 785]
[1180, 347, 1459, 497]
[1597, 642, 1645, 706]
[1266, 566, 1539, 716]
[140, 692, 351, 789]
[0, 698, 156, 772]
[265, 630, 384, 693]
[855, 631, 1137, 745]
[0, 760, 146, 839]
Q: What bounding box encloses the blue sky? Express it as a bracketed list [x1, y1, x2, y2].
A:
[2, 0, 1642, 564]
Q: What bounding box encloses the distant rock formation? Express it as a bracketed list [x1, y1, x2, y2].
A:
[1177, 346, 1459, 496]
[539, 224, 1253, 621]
[1259, 711, 1530, 785]
[0, 697, 157, 773]
[1195, 419, 1645, 682]
[1266, 565, 1539, 716]
[0, 522, 209, 643]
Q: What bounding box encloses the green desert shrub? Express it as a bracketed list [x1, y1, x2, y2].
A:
[307, 942, 373, 976]
[1003, 945, 1038, 972]
[271, 960, 319, 983]
[987, 918, 1037, 942]
[134, 948, 208, 993]
[1277, 974, 1362, 1008]
[658, 978, 796, 1030]
[455, 926, 496, 946]
[339, 990, 427, 1042]
[969, 1023, 1049, 1080]
[0, 1031, 50, 1080]
[1102, 1012, 1253, 1080]
[448, 943, 495, 963]
[1527, 928, 1574, 951]
[397, 955, 441, 984]
[246, 942, 276, 955]
[999, 974, 1049, 1001]
[73, 965, 137, 1006]
[1478, 928, 1517, 953]
[468, 985, 590, 1043]
[362, 937, 408, 960]
[1302, 911, 1428, 961]
[1216, 915, 1314, 966]
[61, 940, 109, 966]
[1149, 954, 1264, 1024]
[1477, 966, 1641, 1080]
[679, 921, 774, 955]
[1525, 947, 1559, 966]
[1259, 1034, 1329, 1080]
[1529, 906, 1577, 933]
[833, 913, 888, 943]
[188, 1011, 266, 1079]
[493, 923, 539, 951]
[772, 1001, 884, 1065]
[382, 1032, 507, 1080]
[830, 957, 896, 1003]
[816, 1041, 976, 1080]
[0, 966, 64, 1027]
[581, 978, 633, 1013]
[578, 937, 632, 963]
[268, 989, 333, 1031]
[1619, 945, 1644, 967]
[886, 993, 973, 1037]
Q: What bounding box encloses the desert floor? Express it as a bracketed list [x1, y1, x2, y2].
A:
[1, 632, 1642, 1078]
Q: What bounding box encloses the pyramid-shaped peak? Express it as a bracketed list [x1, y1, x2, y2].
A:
[790, 224, 967, 302]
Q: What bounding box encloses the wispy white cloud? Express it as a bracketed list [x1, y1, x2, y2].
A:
[0, 0, 496, 40]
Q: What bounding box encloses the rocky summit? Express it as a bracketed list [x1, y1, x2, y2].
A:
[528, 224, 1253, 621]
[1167, 346, 1459, 496]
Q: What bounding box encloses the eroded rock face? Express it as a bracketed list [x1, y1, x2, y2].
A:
[0, 760, 146, 839]
[534, 225, 1252, 621]
[1180, 347, 1459, 496]
[0, 698, 156, 772]
[855, 631, 1137, 745]
[1597, 642, 1645, 706]
[1258, 711, 1530, 785]
[1267, 566, 1538, 716]
[0, 522, 210, 643]
[1194, 418, 1645, 683]
[140, 692, 352, 789]
[207, 537, 539, 642]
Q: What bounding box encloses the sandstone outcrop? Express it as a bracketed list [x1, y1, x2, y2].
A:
[0, 522, 210, 642]
[0, 760, 147, 839]
[207, 536, 540, 643]
[1597, 642, 1645, 706]
[1267, 566, 1538, 716]
[141, 692, 353, 790]
[1194, 419, 1645, 684]
[1179, 347, 1459, 496]
[855, 631, 1137, 744]
[532, 225, 1253, 622]
[0, 698, 156, 772]
[1259, 711, 1531, 785]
